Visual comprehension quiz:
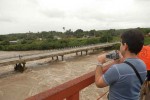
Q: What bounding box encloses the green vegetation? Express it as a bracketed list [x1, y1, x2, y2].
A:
[144, 37, 150, 45]
[0, 28, 150, 51]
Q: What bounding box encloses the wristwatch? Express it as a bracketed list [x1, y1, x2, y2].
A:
[97, 62, 103, 66]
[96, 62, 103, 72]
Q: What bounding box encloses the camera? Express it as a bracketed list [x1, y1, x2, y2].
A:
[106, 50, 119, 60]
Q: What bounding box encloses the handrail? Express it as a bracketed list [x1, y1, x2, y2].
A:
[26, 71, 95, 100]
[25, 62, 112, 100]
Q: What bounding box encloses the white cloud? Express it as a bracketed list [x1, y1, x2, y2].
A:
[0, 0, 150, 34]
[40, 9, 66, 18]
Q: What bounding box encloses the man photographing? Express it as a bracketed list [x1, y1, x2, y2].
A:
[95, 29, 147, 100]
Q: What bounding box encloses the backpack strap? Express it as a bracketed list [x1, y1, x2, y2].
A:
[124, 61, 143, 85]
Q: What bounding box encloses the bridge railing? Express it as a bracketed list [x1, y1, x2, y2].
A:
[26, 71, 95, 100]
[25, 62, 112, 100]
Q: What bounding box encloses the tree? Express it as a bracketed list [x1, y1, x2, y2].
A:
[108, 29, 116, 36]
[100, 30, 113, 43]
[63, 27, 65, 33]
[74, 29, 84, 38]
[1, 40, 10, 45]
[65, 29, 73, 37]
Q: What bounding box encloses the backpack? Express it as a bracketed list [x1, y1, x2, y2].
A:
[140, 79, 150, 100]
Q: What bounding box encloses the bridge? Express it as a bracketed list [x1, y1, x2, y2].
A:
[0, 42, 119, 72]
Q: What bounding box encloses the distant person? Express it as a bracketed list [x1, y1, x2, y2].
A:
[95, 29, 147, 100]
[138, 45, 150, 100]
[138, 45, 150, 80]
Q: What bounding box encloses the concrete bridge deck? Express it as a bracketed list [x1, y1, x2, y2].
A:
[0, 42, 119, 67]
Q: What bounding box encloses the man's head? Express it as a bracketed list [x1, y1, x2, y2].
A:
[120, 29, 144, 56]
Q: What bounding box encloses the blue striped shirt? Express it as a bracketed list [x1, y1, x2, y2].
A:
[103, 58, 147, 100]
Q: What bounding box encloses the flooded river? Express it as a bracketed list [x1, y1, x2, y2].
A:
[0, 50, 108, 100]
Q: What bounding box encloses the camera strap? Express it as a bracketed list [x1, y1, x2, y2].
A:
[124, 61, 143, 85]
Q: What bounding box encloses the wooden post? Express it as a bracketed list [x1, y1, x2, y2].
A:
[52, 57, 54, 60]
[56, 56, 59, 60]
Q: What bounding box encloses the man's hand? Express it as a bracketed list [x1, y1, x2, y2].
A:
[114, 51, 124, 64]
[97, 54, 106, 64]
[95, 53, 108, 88]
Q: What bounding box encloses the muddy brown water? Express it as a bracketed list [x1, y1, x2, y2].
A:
[0, 50, 108, 100]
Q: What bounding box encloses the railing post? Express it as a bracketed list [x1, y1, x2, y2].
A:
[85, 50, 88, 55]
[76, 52, 78, 55]
[81, 51, 82, 55]
[66, 92, 79, 100]
[61, 55, 64, 61]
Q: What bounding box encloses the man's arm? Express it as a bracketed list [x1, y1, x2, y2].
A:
[95, 53, 123, 88]
[95, 61, 115, 88]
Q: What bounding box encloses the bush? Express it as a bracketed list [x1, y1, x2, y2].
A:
[144, 37, 150, 45]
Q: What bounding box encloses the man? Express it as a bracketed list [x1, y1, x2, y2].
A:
[95, 29, 147, 100]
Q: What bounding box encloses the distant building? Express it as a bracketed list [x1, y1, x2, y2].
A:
[9, 40, 18, 44]
[83, 35, 93, 38]
[146, 32, 150, 37]
[37, 38, 43, 41]
[148, 32, 150, 36]
[54, 36, 61, 40]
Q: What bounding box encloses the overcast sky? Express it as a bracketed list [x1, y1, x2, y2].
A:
[0, 0, 150, 34]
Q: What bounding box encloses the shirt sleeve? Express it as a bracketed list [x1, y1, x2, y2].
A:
[103, 65, 119, 85]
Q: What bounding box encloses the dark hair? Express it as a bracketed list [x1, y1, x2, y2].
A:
[121, 29, 144, 54]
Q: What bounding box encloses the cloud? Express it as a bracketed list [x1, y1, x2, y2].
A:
[0, 17, 13, 23]
[28, 0, 39, 5]
[1, 0, 150, 34]
[0, 14, 16, 23]
[40, 9, 66, 18]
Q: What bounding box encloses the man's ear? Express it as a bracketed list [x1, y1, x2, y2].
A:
[124, 43, 128, 51]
